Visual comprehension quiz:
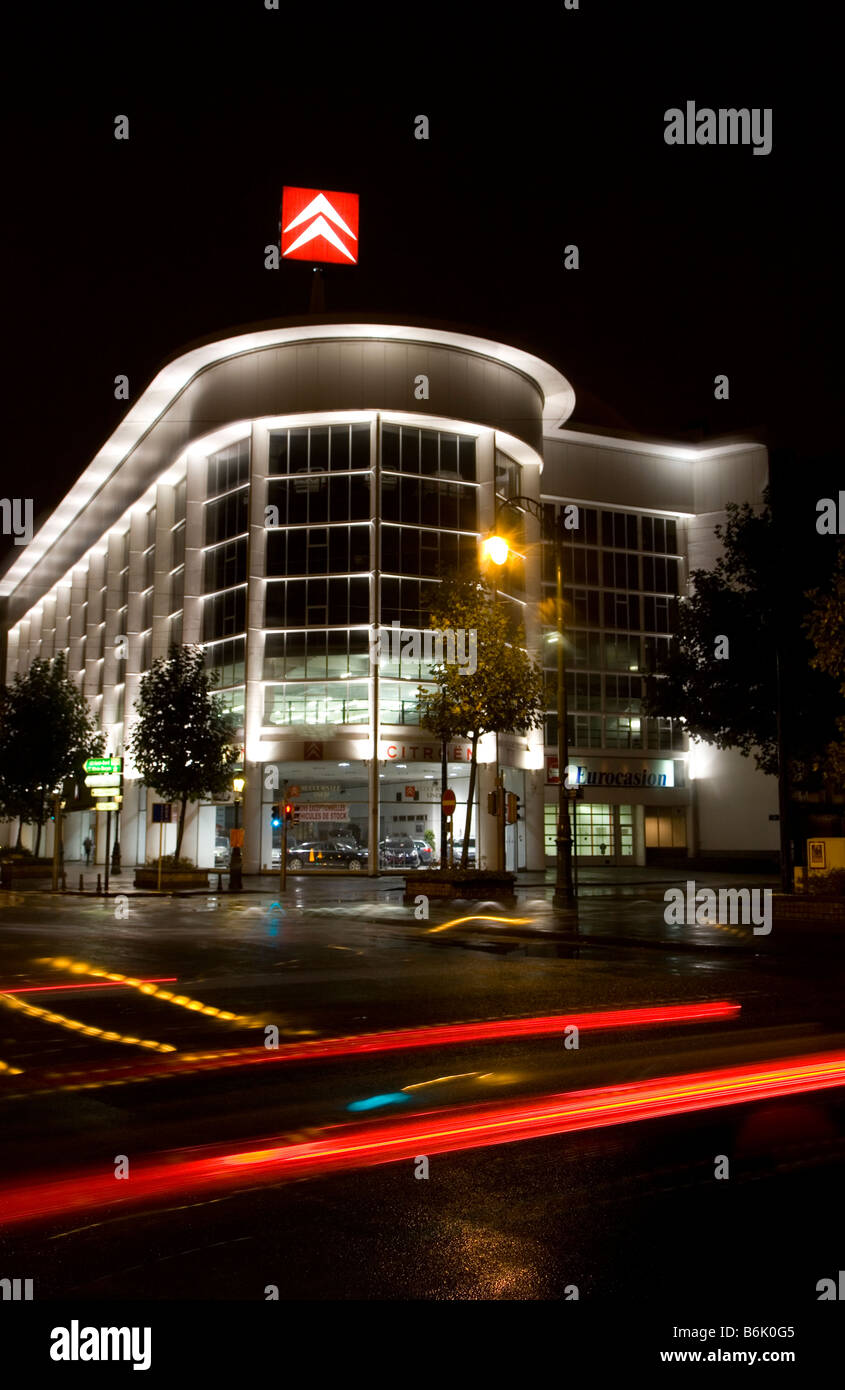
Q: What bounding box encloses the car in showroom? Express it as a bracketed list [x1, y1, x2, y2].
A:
[283, 840, 368, 871]
[412, 839, 435, 866]
[378, 836, 420, 869]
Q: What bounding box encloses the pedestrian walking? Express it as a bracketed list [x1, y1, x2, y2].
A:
[83, 835, 93, 866]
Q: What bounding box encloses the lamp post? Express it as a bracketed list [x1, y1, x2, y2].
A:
[230, 774, 245, 891]
[482, 496, 576, 914]
[51, 791, 66, 893]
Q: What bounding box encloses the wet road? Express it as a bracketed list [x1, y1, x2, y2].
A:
[1, 887, 843, 1303]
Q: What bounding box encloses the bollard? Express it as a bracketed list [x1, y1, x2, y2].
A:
[96, 873, 102, 896]
[217, 871, 223, 893]
[61, 871, 67, 892]
[79, 874, 84, 892]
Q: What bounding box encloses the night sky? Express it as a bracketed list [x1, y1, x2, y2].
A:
[1, 2, 838, 576]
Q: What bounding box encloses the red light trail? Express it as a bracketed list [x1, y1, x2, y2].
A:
[2, 1046, 842, 1229]
[2, 1000, 741, 1094]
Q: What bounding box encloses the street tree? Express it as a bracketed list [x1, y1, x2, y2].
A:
[0, 654, 104, 854]
[417, 577, 544, 869]
[643, 496, 841, 786]
[805, 543, 845, 789]
[127, 645, 241, 860]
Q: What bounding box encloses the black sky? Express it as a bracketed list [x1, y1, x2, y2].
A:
[1, 1, 839, 574]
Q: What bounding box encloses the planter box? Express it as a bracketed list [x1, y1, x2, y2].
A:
[404, 870, 516, 905]
[133, 868, 210, 891]
[0, 860, 54, 884]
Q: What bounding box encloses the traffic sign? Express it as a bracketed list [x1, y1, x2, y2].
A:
[84, 756, 122, 775]
[152, 803, 173, 824]
[442, 789, 457, 817]
[94, 801, 121, 811]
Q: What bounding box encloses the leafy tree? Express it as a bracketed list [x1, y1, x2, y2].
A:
[127, 645, 240, 860]
[0, 654, 104, 854]
[643, 496, 841, 785]
[417, 577, 544, 868]
[805, 544, 845, 789]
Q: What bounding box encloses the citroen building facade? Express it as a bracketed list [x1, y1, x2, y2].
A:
[0, 318, 779, 872]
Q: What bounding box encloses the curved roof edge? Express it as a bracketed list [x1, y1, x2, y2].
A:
[0, 319, 576, 598]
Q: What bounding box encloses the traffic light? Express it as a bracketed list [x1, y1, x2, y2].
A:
[487, 790, 497, 815]
[506, 793, 522, 824]
[284, 801, 294, 824]
[271, 804, 281, 828]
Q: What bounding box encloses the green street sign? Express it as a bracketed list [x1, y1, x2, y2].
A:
[84, 756, 122, 775]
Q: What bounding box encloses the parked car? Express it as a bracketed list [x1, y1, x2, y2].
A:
[412, 839, 435, 866]
[451, 838, 477, 865]
[286, 840, 368, 871]
[214, 834, 231, 867]
[378, 836, 420, 869]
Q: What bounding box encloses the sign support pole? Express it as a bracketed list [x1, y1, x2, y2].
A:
[280, 782, 288, 895]
[104, 810, 112, 895]
[158, 819, 164, 893]
[51, 795, 61, 892]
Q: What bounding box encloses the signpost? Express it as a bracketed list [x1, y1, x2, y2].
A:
[85, 759, 123, 892]
[84, 756, 122, 776]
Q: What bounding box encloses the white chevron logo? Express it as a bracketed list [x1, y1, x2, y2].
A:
[283, 193, 357, 261]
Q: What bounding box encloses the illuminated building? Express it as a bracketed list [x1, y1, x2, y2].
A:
[0, 317, 776, 870]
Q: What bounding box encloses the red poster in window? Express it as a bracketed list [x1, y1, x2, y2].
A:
[281, 187, 359, 264]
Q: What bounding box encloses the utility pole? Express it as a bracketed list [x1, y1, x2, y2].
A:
[484, 496, 576, 917]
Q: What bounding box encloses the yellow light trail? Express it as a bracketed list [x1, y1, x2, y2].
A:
[426, 915, 535, 935]
[35, 956, 272, 1027]
[0, 992, 175, 1053]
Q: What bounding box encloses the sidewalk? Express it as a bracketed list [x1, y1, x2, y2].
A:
[6, 863, 838, 954]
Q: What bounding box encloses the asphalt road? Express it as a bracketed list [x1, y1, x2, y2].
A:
[1, 887, 843, 1307]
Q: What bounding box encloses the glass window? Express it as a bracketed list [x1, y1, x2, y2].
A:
[601, 510, 638, 550]
[202, 588, 246, 641]
[207, 439, 250, 496]
[603, 592, 640, 629]
[643, 595, 675, 634]
[204, 636, 245, 688]
[263, 682, 370, 727]
[642, 516, 679, 555]
[642, 555, 679, 593]
[269, 424, 370, 475]
[205, 489, 248, 546]
[604, 715, 643, 748]
[203, 538, 247, 593]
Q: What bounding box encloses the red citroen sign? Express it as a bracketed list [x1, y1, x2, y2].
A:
[281, 187, 359, 265]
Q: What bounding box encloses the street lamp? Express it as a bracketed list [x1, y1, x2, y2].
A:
[483, 495, 576, 915]
[230, 774, 245, 891]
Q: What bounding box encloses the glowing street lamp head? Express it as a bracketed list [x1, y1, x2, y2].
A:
[482, 534, 509, 566]
[232, 776, 245, 796]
